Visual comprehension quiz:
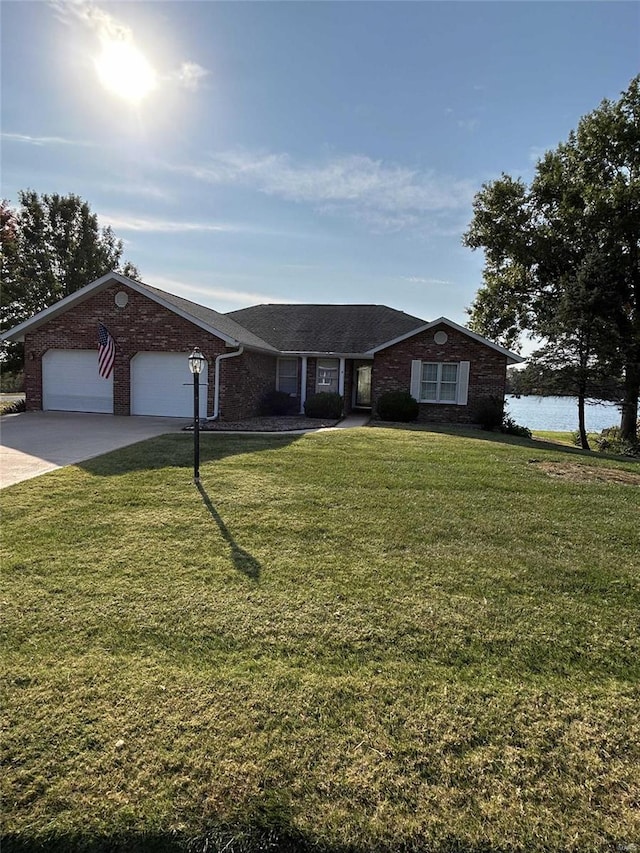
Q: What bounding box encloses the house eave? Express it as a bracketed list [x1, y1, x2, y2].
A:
[279, 351, 373, 359]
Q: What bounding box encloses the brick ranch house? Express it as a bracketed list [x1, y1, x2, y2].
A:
[2, 272, 523, 422]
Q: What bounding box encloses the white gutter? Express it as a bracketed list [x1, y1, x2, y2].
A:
[211, 346, 244, 420]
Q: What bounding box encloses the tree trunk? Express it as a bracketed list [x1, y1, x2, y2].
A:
[620, 359, 639, 441]
[577, 388, 590, 450]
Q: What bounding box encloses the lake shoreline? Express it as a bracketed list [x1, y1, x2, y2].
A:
[505, 394, 619, 433]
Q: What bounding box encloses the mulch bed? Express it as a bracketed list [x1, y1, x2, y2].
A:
[185, 416, 341, 432]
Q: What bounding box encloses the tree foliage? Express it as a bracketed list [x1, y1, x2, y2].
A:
[508, 359, 623, 401]
[463, 76, 640, 444]
[1, 191, 139, 372]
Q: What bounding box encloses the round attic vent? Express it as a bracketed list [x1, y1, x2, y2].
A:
[434, 330, 448, 345]
[115, 291, 129, 308]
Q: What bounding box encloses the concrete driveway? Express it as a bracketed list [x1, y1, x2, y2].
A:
[1, 411, 186, 488]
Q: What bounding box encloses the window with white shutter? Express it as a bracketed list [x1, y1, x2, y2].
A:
[410, 360, 470, 406]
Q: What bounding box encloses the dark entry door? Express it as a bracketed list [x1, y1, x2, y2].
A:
[355, 365, 372, 407]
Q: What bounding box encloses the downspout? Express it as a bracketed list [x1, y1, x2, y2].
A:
[210, 346, 244, 420]
[299, 355, 308, 414]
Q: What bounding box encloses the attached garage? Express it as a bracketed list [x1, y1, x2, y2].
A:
[42, 350, 113, 413]
[130, 352, 208, 418]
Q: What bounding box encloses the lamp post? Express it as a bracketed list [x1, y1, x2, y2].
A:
[188, 347, 206, 482]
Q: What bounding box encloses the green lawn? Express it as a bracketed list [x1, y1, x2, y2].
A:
[531, 429, 577, 446]
[2, 427, 639, 852]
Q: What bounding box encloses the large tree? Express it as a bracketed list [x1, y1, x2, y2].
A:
[463, 76, 639, 443]
[1, 191, 139, 373]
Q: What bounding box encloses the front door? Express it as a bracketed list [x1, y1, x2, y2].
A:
[355, 365, 372, 407]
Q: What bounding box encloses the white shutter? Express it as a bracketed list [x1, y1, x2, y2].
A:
[410, 360, 422, 401]
[457, 361, 470, 405]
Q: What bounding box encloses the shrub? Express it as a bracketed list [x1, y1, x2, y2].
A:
[501, 415, 532, 439]
[0, 371, 24, 393]
[376, 390, 419, 422]
[474, 396, 531, 437]
[304, 392, 343, 419]
[593, 424, 640, 457]
[1, 398, 26, 415]
[473, 396, 504, 431]
[260, 389, 295, 416]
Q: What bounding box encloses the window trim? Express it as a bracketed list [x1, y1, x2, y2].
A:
[276, 357, 299, 396]
[421, 361, 458, 403]
[410, 360, 470, 406]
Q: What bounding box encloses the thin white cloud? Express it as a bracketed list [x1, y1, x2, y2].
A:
[147, 276, 298, 308]
[49, 0, 209, 92]
[173, 62, 209, 91]
[1, 132, 92, 147]
[403, 276, 453, 286]
[97, 211, 309, 239]
[98, 212, 237, 234]
[174, 150, 475, 234]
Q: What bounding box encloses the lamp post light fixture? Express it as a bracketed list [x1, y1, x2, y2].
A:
[188, 347, 206, 482]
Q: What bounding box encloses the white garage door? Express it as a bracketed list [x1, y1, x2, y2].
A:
[130, 352, 208, 418]
[42, 350, 113, 413]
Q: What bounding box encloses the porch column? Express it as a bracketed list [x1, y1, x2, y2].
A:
[299, 356, 308, 414]
[338, 357, 346, 397]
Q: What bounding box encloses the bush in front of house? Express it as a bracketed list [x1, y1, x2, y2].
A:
[304, 392, 343, 419]
[474, 396, 531, 437]
[260, 390, 296, 416]
[376, 390, 419, 422]
[473, 395, 504, 431]
[501, 414, 532, 439]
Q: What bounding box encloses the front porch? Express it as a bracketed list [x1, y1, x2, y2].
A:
[276, 356, 373, 415]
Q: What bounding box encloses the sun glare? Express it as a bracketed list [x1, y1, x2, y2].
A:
[95, 38, 157, 104]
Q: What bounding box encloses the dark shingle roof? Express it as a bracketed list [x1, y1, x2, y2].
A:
[226, 304, 426, 353]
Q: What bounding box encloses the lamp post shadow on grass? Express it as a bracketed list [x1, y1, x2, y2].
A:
[196, 480, 261, 581]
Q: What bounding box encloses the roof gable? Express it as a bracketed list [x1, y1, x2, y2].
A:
[368, 316, 525, 364]
[1, 273, 277, 353]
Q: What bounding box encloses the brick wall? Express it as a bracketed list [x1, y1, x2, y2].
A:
[304, 358, 317, 407]
[372, 324, 507, 424]
[219, 350, 277, 421]
[24, 282, 228, 415]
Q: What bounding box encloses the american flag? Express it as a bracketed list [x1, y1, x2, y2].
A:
[97, 323, 115, 379]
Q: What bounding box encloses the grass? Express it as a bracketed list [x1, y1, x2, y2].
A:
[2, 427, 639, 852]
[531, 430, 577, 445]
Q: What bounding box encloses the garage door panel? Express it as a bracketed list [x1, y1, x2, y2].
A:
[131, 352, 208, 418]
[42, 350, 113, 413]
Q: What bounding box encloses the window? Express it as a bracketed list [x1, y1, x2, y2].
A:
[421, 362, 458, 402]
[410, 360, 469, 406]
[277, 358, 298, 395]
[316, 359, 339, 394]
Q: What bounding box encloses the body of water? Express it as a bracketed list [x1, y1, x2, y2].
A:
[505, 395, 620, 433]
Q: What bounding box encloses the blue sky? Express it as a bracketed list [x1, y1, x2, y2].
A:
[1, 1, 638, 334]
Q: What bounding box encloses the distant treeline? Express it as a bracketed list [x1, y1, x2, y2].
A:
[507, 363, 623, 401]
